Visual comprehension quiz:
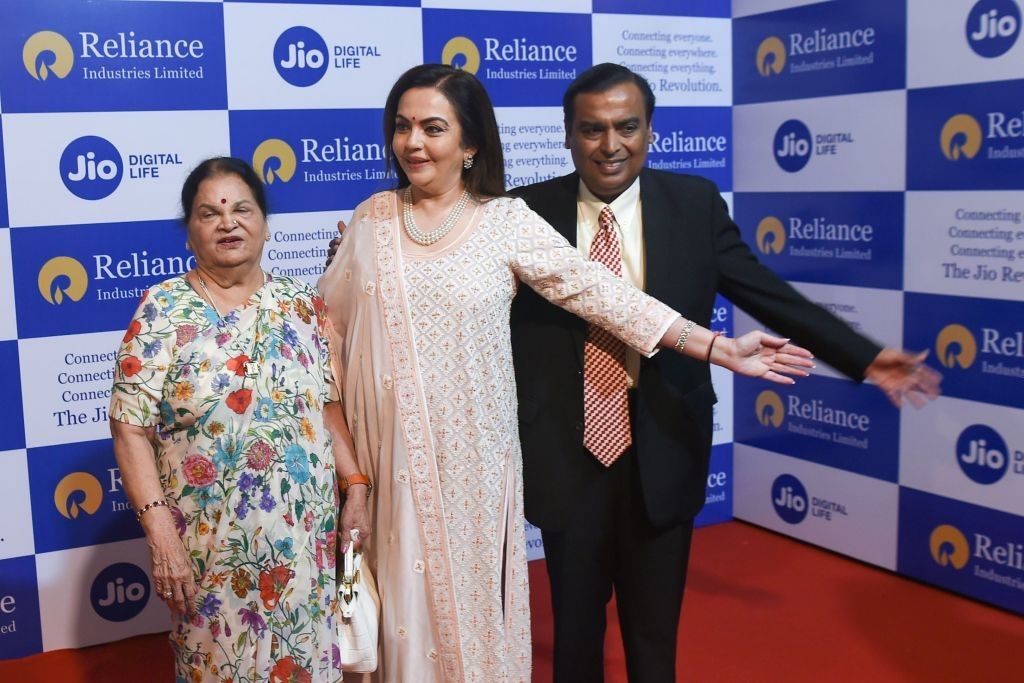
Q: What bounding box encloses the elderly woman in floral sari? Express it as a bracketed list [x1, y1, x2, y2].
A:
[109, 157, 370, 683]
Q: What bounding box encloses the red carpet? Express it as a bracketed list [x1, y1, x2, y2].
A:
[3, 521, 1020, 681]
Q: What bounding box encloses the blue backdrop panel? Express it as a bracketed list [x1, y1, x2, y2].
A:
[898, 487, 1024, 614]
[907, 79, 1024, 191]
[732, 0, 906, 105]
[0, 556, 43, 658]
[421, 10, 592, 106]
[733, 192, 903, 289]
[29, 440, 139, 555]
[11, 220, 190, 340]
[0, 342, 26, 452]
[735, 373, 900, 482]
[904, 292, 1024, 410]
[229, 108, 392, 214]
[0, 0, 228, 113]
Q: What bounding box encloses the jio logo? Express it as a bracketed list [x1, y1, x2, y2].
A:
[966, 0, 1021, 58]
[956, 424, 1009, 485]
[773, 119, 812, 173]
[60, 135, 123, 200]
[90, 562, 150, 622]
[771, 474, 808, 524]
[274, 26, 329, 87]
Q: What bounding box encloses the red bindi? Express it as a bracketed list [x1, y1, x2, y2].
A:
[220, 198, 227, 204]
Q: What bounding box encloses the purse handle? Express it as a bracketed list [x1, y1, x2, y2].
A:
[341, 528, 361, 606]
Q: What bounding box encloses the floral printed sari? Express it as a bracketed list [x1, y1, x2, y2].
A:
[111, 274, 342, 683]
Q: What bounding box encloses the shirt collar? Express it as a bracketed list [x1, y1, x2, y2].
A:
[578, 175, 641, 229]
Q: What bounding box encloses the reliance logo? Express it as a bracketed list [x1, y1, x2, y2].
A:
[755, 216, 786, 255]
[23, 30, 74, 81]
[54, 472, 103, 519]
[442, 36, 481, 74]
[930, 524, 970, 569]
[755, 390, 784, 427]
[940, 114, 983, 161]
[38, 256, 89, 305]
[756, 36, 786, 76]
[252, 139, 297, 185]
[935, 323, 978, 368]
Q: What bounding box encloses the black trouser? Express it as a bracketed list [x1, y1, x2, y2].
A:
[541, 446, 694, 683]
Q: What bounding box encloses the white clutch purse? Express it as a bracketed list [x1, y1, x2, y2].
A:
[338, 529, 380, 673]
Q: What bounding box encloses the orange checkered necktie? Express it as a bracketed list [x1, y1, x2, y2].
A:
[583, 205, 631, 466]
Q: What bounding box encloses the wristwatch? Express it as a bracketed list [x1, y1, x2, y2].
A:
[340, 473, 372, 496]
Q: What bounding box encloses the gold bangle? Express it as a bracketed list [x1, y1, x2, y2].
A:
[135, 499, 168, 522]
[674, 319, 697, 354]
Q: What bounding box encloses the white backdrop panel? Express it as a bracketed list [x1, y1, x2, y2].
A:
[591, 13, 732, 107]
[907, 0, 1024, 89]
[4, 111, 228, 228]
[905, 190, 1024, 301]
[733, 90, 906, 192]
[733, 443, 899, 569]
[224, 3, 423, 110]
[0, 450, 34, 561]
[900, 394, 1024, 517]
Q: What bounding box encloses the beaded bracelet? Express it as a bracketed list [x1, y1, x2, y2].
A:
[135, 499, 168, 522]
[674, 319, 697, 354]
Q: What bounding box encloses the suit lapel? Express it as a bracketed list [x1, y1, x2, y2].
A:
[639, 169, 679, 304]
[548, 172, 580, 247]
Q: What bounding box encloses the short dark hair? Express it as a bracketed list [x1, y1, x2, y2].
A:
[383, 64, 506, 198]
[181, 157, 269, 222]
[562, 63, 656, 128]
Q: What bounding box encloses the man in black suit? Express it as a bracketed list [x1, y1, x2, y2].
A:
[508, 63, 939, 682]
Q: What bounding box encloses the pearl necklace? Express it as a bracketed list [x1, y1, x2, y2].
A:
[402, 187, 470, 246]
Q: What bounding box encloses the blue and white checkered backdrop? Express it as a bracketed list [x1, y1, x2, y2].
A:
[0, 0, 1020, 659]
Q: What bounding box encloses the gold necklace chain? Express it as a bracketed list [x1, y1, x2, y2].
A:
[195, 269, 264, 320]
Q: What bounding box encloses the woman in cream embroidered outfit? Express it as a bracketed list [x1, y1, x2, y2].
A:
[319, 64, 813, 682]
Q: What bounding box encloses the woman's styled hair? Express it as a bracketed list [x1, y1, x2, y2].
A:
[383, 64, 506, 198]
[180, 157, 269, 222]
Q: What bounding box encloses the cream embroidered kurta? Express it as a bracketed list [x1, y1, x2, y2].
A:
[319, 192, 678, 682]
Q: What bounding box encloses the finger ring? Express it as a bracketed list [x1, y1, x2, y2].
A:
[164, 591, 173, 598]
[350, 528, 360, 541]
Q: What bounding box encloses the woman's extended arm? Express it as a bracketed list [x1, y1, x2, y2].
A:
[509, 198, 814, 383]
[658, 317, 814, 384]
[110, 419, 198, 616]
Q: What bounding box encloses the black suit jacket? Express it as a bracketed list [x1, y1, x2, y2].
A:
[509, 169, 882, 531]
